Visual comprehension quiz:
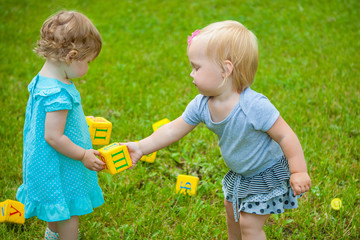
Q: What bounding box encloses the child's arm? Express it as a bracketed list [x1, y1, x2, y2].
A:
[267, 116, 311, 196]
[125, 116, 197, 167]
[44, 110, 105, 171]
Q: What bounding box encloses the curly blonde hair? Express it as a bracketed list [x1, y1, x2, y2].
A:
[34, 11, 102, 63]
[195, 20, 258, 93]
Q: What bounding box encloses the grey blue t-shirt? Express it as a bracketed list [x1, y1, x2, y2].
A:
[182, 87, 284, 177]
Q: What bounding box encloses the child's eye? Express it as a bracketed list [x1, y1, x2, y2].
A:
[190, 62, 200, 71]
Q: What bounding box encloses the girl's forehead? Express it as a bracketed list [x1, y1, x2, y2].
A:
[191, 36, 208, 48]
[188, 37, 208, 56]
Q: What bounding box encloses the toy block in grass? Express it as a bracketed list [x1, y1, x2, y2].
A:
[0, 200, 25, 224]
[176, 175, 199, 196]
[141, 151, 157, 163]
[152, 118, 170, 132]
[98, 143, 132, 174]
[86, 117, 112, 145]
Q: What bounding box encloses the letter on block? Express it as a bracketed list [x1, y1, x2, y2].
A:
[0, 200, 25, 224]
[98, 143, 132, 174]
[176, 175, 199, 196]
[86, 117, 112, 145]
[141, 151, 157, 163]
[152, 118, 170, 132]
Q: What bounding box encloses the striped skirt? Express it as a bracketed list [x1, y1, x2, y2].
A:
[222, 157, 301, 222]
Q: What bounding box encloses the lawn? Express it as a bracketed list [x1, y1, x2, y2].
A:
[0, 0, 359, 239]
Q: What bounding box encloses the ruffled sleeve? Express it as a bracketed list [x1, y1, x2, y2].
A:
[34, 87, 80, 112]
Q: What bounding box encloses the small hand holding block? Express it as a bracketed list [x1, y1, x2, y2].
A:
[98, 143, 132, 174]
[176, 175, 199, 196]
[152, 118, 170, 132]
[86, 117, 112, 145]
[141, 151, 157, 163]
[0, 200, 25, 224]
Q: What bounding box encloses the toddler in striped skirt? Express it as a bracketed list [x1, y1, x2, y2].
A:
[125, 20, 311, 240]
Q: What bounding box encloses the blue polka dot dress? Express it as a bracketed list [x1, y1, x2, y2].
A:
[16, 74, 104, 222]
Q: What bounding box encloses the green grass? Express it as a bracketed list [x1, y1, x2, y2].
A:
[1, 0, 359, 239]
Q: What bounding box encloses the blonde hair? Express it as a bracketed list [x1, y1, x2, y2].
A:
[34, 10, 102, 63]
[197, 20, 258, 92]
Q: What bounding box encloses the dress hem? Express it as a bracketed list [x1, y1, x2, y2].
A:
[17, 184, 104, 222]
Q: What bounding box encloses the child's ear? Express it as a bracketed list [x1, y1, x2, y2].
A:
[223, 60, 234, 78]
[65, 50, 79, 65]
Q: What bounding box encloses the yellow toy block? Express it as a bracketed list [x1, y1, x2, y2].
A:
[176, 175, 199, 196]
[86, 117, 112, 145]
[0, 200, 25, 224]
[141, 151, 157, 163]
[98, 143, 132, 174]
[152, 118, 170, 132]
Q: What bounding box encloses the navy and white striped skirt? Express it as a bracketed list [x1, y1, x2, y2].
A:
[222, 157, 301, 222]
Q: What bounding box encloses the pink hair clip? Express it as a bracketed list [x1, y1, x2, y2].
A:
[187, 29, 200, 49]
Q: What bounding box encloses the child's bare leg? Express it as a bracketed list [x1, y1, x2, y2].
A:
[224, 199, 241, 240]
[239, 212, 269, 240]
[47, 221, 58, 233]
[58, 216, 79, 240]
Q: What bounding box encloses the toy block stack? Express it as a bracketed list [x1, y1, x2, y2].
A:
[176, 175, 199, 196]
[86, 117, 112, 145]
[0, 200, 25, 224]
[98, 143, 132, 174]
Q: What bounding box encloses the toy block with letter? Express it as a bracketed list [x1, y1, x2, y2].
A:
[141, 151, 157, 163]
[86, 117, 112, 145]
[152, 118, 170, 132]
[98, 143, 132, 174]
[176, 175, 199, 196]
[0, 200, 25, 224]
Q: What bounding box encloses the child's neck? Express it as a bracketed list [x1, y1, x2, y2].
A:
[210, 85, 239, 102]
[208, 90, 240, 123]
[39, 60, 72, 84]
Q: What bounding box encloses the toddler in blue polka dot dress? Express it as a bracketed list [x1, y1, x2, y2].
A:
[16, 10, 106, 240]
[124, 20, 311, 239]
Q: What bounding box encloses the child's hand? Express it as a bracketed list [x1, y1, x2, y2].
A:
[290, 172, 311, 196]
[121, 142, 143, 168]
[81, 149, 105, 171]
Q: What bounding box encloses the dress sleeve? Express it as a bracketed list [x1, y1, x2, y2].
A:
[42, 89, 73, 112]
[247, 95, 280, 132]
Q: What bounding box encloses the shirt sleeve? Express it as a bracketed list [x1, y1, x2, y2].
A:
[247, 95, 280, 132]
[43, 90, 73, 112]
[181, 94, 205, 126]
